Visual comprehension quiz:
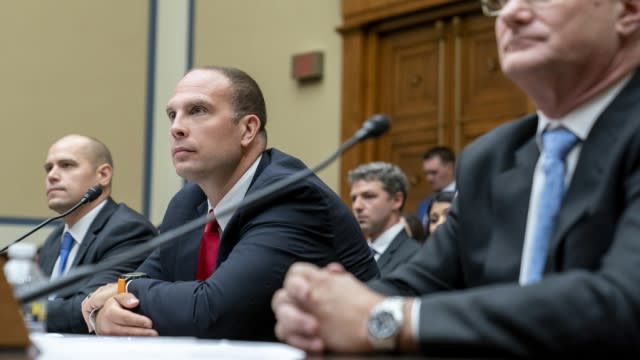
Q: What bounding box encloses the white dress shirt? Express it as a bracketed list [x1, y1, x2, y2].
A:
[518, 73, 632, 284]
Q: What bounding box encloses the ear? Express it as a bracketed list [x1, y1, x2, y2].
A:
[617, 0, 640, 36]
[239, 114, 261, 147]
[96, 163, 113, 188]
[391, 191, 404, 212]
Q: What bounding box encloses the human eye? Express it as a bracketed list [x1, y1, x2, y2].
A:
[166, 109, 176, 122]
[363, 193, 377, 200]
[481, 0, 505, 16]
[191, 105, 207, 115]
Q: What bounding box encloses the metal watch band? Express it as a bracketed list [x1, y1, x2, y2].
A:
[367, 296, 405, 351]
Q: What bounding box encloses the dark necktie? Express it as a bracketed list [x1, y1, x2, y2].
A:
[369, 245, 377, 257]
[196, 217, 220, 281]
[523, 127, 579, 284]
[58, 231, 75, 276]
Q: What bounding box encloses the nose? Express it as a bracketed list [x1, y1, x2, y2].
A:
[352, 197, 364, 212]
[47, 167, 59, 184]
[170, 114, 188, 139]
[499, 0, 534, 24]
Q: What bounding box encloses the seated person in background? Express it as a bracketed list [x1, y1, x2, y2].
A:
[271, 0, 640, 356]
[425, 191, 455, 237]
[82, 66, 378, 340]
[349, 162, 420, 276]
[39, 134, 156, 333]
[400, 212, 426, 244]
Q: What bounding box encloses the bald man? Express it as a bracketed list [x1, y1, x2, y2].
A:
[37, 134, 156, 333]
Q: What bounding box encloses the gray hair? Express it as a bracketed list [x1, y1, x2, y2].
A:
[348, 162, 409, 209]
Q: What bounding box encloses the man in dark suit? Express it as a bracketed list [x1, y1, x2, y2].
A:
[272, 0, 640, 356]
[348, 162, 420, 275]
[415, 146, 456, 231]
[81, 66, 378, 339]
[39, 134, 156, 333]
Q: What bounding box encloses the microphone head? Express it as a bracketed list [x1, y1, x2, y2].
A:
[82, 186, 103, 203]
[355, 114, 391, 141]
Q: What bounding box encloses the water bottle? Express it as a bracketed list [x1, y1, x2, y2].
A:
[3, 243, 47, 333]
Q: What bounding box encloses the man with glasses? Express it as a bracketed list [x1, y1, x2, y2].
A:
[271, 0, 640, 356]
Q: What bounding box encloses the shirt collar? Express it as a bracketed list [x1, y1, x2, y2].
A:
[443, 182, 456, 192]
[536, 72, 633, 147]
[210, 155, 262, 231]
[64, 199, 108, 245]
[369, 222, 404, 255]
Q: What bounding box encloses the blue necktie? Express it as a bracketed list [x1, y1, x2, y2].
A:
[58, 231, 75, 276]
[524, 127, 579, 284]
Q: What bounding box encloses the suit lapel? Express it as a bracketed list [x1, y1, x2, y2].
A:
[549, 72, 640, 258]
[218, 150, 272, 264]
[376, 230, 407, 272]
[40, 225, 64, 275]
[70, 198, 117, 267]
[485, 116, 539, 282]
[182, 200, 209, 278]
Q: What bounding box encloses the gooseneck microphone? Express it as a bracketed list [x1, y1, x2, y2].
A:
[0, 186, 103, 255]
[353, 113, 390, 142]
[15, 115, 391, 304]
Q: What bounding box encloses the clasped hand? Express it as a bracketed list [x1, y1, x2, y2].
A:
[81, 283, 158, 336]
[271, 262, 384, 353]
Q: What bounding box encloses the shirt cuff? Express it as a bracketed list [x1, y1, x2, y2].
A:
[410, 297, 421, 341]
[89, 308, 99, 335]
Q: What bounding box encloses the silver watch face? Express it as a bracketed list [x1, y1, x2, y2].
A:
[368, 310, 400, 339]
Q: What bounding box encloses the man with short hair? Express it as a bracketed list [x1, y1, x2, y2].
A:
[416, 146, 456, 230]
[349, 162, 420, 275]
[82, 66, 378, 340]
[272, 0, 640, 355]
[39, 134, 156, 333]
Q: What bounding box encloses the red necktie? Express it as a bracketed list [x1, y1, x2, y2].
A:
[196, 217, 220, 281]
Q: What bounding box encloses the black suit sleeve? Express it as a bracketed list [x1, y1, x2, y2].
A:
[45, 207, 157, 333]
[367, 122, 640, 356]
[415, 167, 640, 356]
[129, 176, 376, 340]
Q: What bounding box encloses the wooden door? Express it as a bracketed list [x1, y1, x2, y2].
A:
[377, 20, 447, 212]
[374, 12, 530, 213]
[455, 14, 530, 149]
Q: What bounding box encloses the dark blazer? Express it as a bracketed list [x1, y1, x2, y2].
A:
[131, 148, 379, 340]
[38, 197, 157, 333]
[369, 71, 640, 356]
[415, 197, 432, 229]
[376, 229, 420, 276]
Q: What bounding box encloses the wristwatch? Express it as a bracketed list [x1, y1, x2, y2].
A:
[118, 272, 148, 293]
[367, 296, 405, 351]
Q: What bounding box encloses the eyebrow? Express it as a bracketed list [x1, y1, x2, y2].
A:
[166, 98, 212, 112]
[43, 158, 77, 169]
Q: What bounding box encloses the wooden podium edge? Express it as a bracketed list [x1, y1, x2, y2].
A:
[0, 258, 30, 350]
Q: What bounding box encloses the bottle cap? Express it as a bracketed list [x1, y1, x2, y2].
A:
[7, 243, 37, 259]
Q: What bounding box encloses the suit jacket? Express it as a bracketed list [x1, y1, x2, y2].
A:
[131, 148, 379, 340]
[376, 229, 420, 276]
[369, 71, 640, 356]
[38, 197, 157, 333]
[415, 197, 432, 230]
